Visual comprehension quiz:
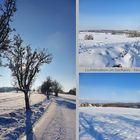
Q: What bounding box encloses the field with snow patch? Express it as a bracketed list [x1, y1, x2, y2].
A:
[79, 32, 140, 68]
[79, 107, 140, 140]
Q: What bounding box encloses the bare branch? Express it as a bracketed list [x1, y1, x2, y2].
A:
[0, 0, 16, 51]
[5, 35, 53, 93]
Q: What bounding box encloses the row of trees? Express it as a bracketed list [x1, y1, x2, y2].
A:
[40, 77, 63, 99]
[6, 36, 52, 110]
[0, 0, 53, 110]
[68, 88, 76, 95]
[0, 0, 76, 111]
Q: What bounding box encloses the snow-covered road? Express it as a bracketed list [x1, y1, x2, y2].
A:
[21, 96, 76, 140]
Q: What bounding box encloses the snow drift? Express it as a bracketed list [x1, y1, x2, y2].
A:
[79, 32, 140, 68]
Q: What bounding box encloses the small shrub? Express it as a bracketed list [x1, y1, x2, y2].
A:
[128, 31, 140, 38]
[84, 34, 94, 40]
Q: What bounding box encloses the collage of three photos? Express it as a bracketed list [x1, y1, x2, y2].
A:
[0, 0, 140, 140]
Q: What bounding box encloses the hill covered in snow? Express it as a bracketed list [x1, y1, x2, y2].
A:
[79, 31, 140, 68]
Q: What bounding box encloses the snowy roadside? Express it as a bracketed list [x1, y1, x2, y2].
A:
[0, 94, 52, 140]
[59, 93, 76, 102]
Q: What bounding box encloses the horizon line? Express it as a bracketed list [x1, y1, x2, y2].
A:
[79, 29, 140, 31]
[80, 98, 140, 103]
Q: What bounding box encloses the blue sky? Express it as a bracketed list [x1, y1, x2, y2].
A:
[80, 0, 140, 30]
[80, 73, 140, 102]
[0, 0, 75, 91]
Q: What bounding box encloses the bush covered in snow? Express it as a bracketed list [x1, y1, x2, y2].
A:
[84, 34, 94, 40]
[128, 31, 140, 37]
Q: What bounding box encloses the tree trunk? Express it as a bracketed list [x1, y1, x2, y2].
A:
[47, 91, 49, 100]
[55, 92, 58, 97]
[24, 92, 30, 110]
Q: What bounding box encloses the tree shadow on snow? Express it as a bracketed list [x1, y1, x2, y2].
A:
[79, 112, 104, 140]
[1, 110, 35, 140]
[25, 110, 34, 140]
[55, 99, 76, 110]
[0, 99, 48, 140]
[79, 112, 140, 140]
[113, 115, 140, 127]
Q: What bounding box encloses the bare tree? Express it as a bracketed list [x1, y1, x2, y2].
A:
[41, 76, 53, 100]
[52, 80, 62, 97]
[6, 35, 53, 110]
[68, 88, 76, 95]
[0, 0, 16, 66]
[0, 0, 16, 51]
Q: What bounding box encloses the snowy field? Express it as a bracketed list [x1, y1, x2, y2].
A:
[0, 92, 46, 115]
[59, 93, 76, 101]
[0, 92, 49, 139]
[79, 32, 140, 68]
[0, 92, 76, 140]
[79, 107, 140, 140]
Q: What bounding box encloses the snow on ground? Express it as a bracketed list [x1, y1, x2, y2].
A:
[79, 32, 140, 68]
[59, 93, 76, 101]
[0, 92, 49, 140]
[0, 92, 46, 115]
[21, 94, 76, 140]
[0, 92, 76, 140]
[79, 107, 140, 140]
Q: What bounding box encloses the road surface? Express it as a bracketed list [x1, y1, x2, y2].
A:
[21, 95, 76, 140]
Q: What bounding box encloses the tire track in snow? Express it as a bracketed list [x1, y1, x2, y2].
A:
[41, 100, 66, 140]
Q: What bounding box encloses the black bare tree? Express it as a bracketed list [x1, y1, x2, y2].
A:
[52, 80, 62, 97]
[0, 0, 16, 52]
[6, 35, 52, 110]
[68, 88, 76, 95]
[41, 76, 53, 100]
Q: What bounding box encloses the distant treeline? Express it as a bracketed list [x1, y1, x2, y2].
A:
[62, 88, 76, 95]
[80, 30, 140, 38]
[80, 102, 140, 109]
[0, 87, 19, 92]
